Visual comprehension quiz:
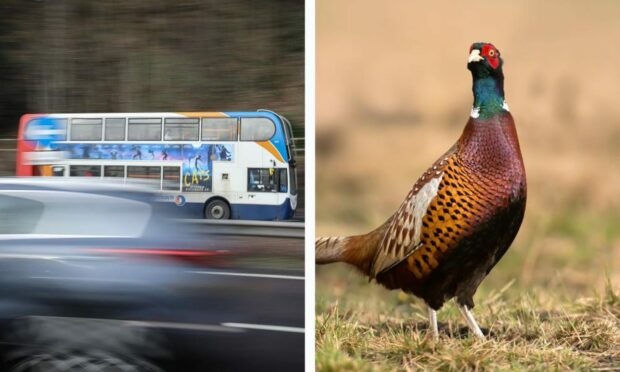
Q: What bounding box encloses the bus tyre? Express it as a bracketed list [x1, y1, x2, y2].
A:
[204, 199, 230, 220]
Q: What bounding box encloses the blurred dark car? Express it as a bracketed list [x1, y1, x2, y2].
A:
[0, 178, 303, 371]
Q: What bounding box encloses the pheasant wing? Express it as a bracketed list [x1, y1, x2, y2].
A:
[369, 152, 454, 278]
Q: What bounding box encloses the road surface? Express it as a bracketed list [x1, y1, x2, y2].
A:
[0, 234, 305, 371]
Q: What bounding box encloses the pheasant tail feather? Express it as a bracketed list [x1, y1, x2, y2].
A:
[316, 237, 350, 264]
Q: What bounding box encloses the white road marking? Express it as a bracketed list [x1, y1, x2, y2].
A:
[26, 316, 241, 333]
[24, 316, 302, 335]
[222, 322, 304, 334]
[190, 270, 304, 281]
[125, 320, 241, 333]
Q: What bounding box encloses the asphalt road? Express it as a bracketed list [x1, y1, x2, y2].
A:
[0, 234, 305, 371]
[154, 266, 305, 371]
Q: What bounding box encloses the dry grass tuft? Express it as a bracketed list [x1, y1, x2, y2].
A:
[316, 280, 620, 371]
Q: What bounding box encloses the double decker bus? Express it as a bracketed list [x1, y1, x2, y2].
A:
[16, 110, 298, 220]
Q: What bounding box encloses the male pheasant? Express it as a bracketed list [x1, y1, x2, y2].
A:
[316, 42, 526, 340]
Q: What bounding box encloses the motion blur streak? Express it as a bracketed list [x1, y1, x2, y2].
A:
[222, 322, 305, 333]
[0, 179, 304, 371]
[88, 248, 230, 256]
[191, 270, 305, 280]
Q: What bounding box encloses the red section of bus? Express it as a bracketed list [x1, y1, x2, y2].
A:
[16, 114, 45, 176]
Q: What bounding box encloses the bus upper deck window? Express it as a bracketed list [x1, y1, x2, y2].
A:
[71, 118, 102, 141]
[240, 118, 276, 141]
[128, 118, 162, 141]
[105, 118, 126, 141]
[164, 118, 199, 141]
[201, 118, 237, 141]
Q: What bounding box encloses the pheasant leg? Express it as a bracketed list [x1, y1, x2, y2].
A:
[427, 306, 438, 341]
[457, 303, 485, 340]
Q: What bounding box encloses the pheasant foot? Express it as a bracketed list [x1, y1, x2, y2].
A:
[457, 303, 485, 340]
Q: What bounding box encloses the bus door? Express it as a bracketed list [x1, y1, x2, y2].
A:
[276, 168, 290, 206]
[247, 168, 281, 206]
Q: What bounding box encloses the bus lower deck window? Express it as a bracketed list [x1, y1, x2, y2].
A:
[127, 166, 161, 180]
[104, 165, 125, 178]
[248, 168, 287, 193]
[163, 167, 181, 191]
[70, 165, 101, 177]
[52, 166, 65, 177]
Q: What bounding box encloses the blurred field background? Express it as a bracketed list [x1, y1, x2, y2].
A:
[0, 0, 305, 210]
[316, 0, 620, 369]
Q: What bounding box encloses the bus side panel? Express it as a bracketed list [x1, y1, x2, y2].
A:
[211, 155, 241, 205]
[166, 199, 294, 220]
[231, 198, 293, 221]
[179, 202, 206, 219]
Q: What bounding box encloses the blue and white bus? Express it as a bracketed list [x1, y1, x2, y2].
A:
[17, 110, 298, 220]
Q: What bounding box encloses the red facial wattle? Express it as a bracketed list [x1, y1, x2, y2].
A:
[481, 44, 499, 69]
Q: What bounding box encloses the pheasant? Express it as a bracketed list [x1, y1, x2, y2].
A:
[316, 42, 526, 340]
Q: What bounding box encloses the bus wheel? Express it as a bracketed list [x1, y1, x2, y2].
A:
[204, 199, 231, 220]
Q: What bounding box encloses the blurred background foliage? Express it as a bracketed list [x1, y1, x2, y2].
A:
[0, 0, 304, 136]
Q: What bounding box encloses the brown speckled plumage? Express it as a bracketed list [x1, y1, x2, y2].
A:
[316, 43, 526, 337]
[375, 111, 526, 309]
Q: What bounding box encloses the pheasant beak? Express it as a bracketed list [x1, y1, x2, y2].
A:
[468, 49, 483, 63]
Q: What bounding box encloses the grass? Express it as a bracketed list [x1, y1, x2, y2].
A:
[316, 273, 620, 371]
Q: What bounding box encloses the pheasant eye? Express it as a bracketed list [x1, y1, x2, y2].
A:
[488, 49, 496, 57]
